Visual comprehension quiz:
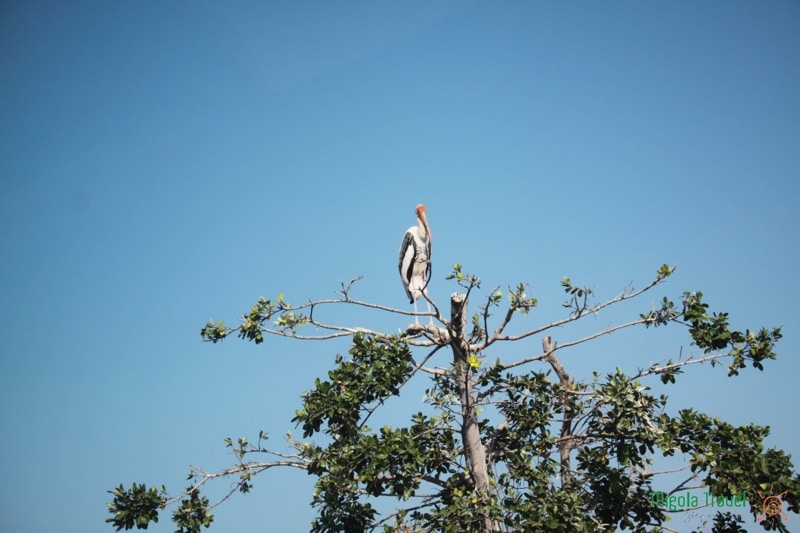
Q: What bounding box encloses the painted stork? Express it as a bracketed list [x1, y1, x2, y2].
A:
[398, 204, 432, 323]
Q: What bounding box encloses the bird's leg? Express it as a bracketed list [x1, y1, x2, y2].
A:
[424, 290, 433, 325]
[413, 297, 420, 325]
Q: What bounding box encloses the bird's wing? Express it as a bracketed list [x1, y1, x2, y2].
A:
[398, 231, 415, 275]
[422, 238, 432, 290]
[398, 231, 416, 300]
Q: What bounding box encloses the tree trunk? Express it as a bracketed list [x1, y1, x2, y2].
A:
[449, 293, 498, 532]
[543, 335, 574, 488]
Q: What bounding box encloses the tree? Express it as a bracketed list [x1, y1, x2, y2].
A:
[107, 264, 799, 532]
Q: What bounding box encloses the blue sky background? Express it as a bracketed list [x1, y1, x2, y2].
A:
[1, 2, 798, 531]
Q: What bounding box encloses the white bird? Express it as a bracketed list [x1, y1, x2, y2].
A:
[398, 204, 432, 324]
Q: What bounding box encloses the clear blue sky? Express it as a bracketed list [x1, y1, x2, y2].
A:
[1, 2, 798, 531]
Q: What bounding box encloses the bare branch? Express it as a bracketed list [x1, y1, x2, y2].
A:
[490, 304, 516, 346]
[500, 305, 671, 371]
[168, 457, 309, 509]
[223, 278, 446, 344]
[631, 352, 730, 380]
[370, 497, 442, 530]
[486, 274, 669, 347]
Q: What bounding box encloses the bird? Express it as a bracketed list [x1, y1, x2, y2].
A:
[398, 204, 432, 324]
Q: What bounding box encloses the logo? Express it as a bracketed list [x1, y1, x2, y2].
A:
[756, 485, 789, 527]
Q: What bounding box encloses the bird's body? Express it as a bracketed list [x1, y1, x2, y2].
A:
[398, 204, 432, 323]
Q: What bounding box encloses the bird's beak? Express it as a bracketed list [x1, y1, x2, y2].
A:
[419, 211, 431, 242]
